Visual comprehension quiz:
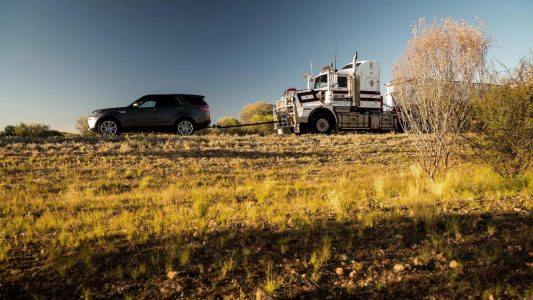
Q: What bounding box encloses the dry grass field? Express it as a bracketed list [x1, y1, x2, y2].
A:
[0, 134, 531, 299]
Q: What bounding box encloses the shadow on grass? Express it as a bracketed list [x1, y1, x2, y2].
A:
[1, 211, 531, 299]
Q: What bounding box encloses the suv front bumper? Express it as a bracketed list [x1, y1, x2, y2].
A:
[88, 117, 98, 131]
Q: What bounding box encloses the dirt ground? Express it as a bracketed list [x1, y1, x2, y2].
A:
[0, 134, 531, 299]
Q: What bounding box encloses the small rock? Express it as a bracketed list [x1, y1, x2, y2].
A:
[335, 267, 343, 276]
[393, 264, 404, 273]
[436, 253, 447, 262]
[167, 271, 178, 280]
[349, 270, 357, 278]
[413, 257, 420, 266]
[339, 254, 348, 261]
[301, 273, 307, 278]
[449, 260, 458, 269]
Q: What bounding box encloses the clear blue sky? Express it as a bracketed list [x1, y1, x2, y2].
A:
[1, 0, 531, 132]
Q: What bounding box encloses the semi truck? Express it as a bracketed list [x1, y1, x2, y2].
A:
[273, 52, 401, 134]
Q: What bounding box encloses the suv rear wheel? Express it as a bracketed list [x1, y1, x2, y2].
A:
[98, 119, 120, 136]
[176, 119, 195, 135]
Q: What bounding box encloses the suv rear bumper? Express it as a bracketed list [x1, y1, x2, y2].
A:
[196, 119, 211, 130]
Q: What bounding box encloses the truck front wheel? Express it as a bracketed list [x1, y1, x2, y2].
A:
[311, 114, 335, 134]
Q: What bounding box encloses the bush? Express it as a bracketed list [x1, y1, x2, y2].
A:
[469, 55, 533, 177]
[76, 117, 93, 136]
[1, 123, 63, 138]
[239, 101, 275, 135]
[214, 116, 243, 135]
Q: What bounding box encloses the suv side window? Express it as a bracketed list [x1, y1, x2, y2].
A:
[138, 100, 156, 108]
[180, 95, 207, 106]
[156, 96, 180, 107]
[157, 96, 176, 107]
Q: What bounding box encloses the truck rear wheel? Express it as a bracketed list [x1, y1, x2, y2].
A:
[311, 114, 335, 134]
[394, 118, 405, 133]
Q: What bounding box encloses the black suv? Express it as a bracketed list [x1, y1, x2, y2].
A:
[88, 94, 210, 135]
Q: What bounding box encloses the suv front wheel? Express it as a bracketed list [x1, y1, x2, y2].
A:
[176, 119, 195, 135]
[98, 119, 120, 136]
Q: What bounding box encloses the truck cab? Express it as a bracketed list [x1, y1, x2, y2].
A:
[273, 53, 399, 134]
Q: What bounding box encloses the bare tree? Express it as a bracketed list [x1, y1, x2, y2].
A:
[392, 18, 491, 179]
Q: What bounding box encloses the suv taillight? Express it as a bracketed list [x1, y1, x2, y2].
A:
[196, 106, 209, 112]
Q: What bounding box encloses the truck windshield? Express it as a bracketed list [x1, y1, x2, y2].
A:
[314, 74, 328, 89]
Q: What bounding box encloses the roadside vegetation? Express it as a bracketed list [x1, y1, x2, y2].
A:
[0, 134, 531, 299]
[0, 122, 63, 138]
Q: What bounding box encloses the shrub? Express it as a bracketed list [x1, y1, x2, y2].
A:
[75, 117, 93, 136]
[1, 123, 63, 138]
[214, 116, 243, 135]
[469, 55, 533, 177]
[239, 101, 275, 135]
